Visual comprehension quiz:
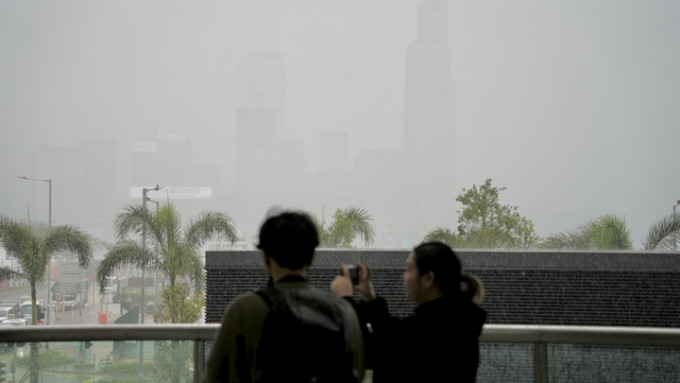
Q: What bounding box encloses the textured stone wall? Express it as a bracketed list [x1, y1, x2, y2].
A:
[206, 249, 680, 328]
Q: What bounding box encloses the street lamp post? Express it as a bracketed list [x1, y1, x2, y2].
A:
[139, 185, 159, 383]
[18, 176, 52, 325]
[141, 185, 160, 324]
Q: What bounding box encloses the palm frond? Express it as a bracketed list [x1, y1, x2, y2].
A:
[0, 217, 33, 258]
[46, 225, 93, 268]
[0, 266, 26, 282]
[159, 244, 201, 287]
[154, 204, 181, 251]
[583, 214, 632, 250]
[344, 207, 376, 246]
[97, 240, 155, 293]
[0, 218, 48, 284]
[114, 203, 155, 240]
[540, 231, 591, 249]
[642, 213, 680, 250]
[184, 211, 238, 248]
[424, 227, 459, 247]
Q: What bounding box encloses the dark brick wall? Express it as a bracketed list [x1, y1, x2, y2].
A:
[206, 249, 680, 328]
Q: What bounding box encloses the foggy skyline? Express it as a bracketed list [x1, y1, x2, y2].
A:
[1, 0, 679, 250]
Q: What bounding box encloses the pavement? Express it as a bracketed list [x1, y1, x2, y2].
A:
[1, 284, 156, 325]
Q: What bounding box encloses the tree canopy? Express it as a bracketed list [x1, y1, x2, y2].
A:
[96, 203, 237, 323]
[541, 214, 633, 250]
[425, 179, 536, 248]
[0, 217, 92, 324]
[642, 213, 680, 250]
[0, 216, 92, 383]
[319, 207, 376, 248]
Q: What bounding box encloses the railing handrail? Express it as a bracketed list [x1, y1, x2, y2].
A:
[480, 324, 680, 346]
[0, 324, 221, 343]
[2, 323, 680, 347]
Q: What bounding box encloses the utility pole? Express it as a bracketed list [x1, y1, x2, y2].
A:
[140, 185, 159, 383]
[18, 176, 52, 325]
[141, 185, 160, 324]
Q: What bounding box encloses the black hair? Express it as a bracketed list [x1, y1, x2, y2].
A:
[413, 241, 484, 303]
[257, 211, 319, 269]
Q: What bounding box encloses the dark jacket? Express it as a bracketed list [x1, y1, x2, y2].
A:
[204, 276, 365, 382]
[357, 296, 486, 382]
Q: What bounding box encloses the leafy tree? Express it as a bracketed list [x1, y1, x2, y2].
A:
[642, 213, 680, 250]
[0, 216, 92, 383]
[320, 207, 376, 248]
[429, 178, 536, 248]
[96, 203, 237, 323]
[153, 283, 204, 324]
[541, 214, 633, 250]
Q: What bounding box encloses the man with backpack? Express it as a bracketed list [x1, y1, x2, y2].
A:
[204, 209, 365, 383]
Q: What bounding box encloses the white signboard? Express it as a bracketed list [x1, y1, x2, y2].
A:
[156, 132, 187, 141]
[131, 142, 157, 153]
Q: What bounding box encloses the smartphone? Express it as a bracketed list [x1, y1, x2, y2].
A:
[342, 264, 359, 285]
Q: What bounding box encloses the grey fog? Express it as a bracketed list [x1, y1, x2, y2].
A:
[1, 0, 679, 256]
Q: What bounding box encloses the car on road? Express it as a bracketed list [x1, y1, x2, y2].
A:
[1, 318, 27, 326]
[18, 300, 46, 323]
[63, 294, 80, 310]
[0, 306, 12, 322]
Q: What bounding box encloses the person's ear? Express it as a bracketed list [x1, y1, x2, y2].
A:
[422, 271, 436, 288]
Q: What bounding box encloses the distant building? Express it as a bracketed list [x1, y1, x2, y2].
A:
[31, 140, 120, 239]
[235, 52, 304, 194]
[403, 0, 456, 229]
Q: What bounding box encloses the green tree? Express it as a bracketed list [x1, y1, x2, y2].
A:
[153, 283, 204, 324]
[542, 214, 633, 250]
[0, 216, 92, 383]
[320, 207, 376, 248]
[436, 178, 536, 248]
[642, 213, 680, 250]
[96, 203, 237, 323]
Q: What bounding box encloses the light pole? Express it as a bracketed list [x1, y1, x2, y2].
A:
[139, 185, 159, 383]
[141, 185, 160, 324]
[18, 176, 52, 325]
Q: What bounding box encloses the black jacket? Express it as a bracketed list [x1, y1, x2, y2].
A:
[357, 296, 486, 382]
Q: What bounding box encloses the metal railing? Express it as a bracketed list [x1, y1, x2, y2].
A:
[1, 324, 680, 382]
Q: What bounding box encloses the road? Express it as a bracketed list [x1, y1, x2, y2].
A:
[1, 284, 159, 382]
[0, 283, 135, 325]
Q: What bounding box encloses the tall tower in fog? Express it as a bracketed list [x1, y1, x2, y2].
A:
[235, 52, 304, 194]
[404, 0, 455, 227]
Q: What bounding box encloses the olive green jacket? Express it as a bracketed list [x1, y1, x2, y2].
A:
[204, 278, 365, 382]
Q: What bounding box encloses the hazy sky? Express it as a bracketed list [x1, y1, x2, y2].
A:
[1, 0, 679, 249]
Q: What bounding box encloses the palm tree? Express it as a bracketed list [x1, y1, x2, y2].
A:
[541, 214, 633, 250]
[642, 213, 680, 250]
[0, 216, 92, 383]
[0, 217, 93, 324]
[423, 227, 461, 248]
[320, 207, 376, 248]
[96, 203, 237, 323]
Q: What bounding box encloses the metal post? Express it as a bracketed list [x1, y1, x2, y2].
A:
[139, 185, 159, 383]
[18, 176, 52, 325]
[141, 192, 147, 325]
[48, 179, 52, 324]
[534, 342, 549, 383]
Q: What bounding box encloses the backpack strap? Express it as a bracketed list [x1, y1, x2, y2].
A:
[256, 287, 282, 309]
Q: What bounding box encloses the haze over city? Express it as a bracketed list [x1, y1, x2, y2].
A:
[1, 0, 678, 252]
